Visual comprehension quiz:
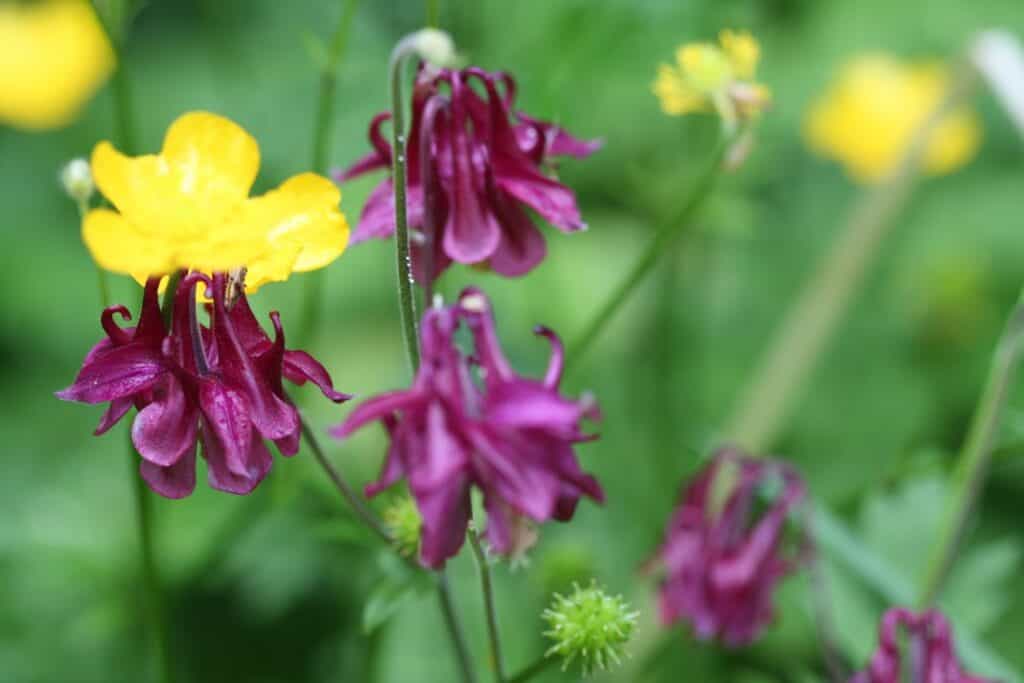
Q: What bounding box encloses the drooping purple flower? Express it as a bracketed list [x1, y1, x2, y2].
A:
[655, 448, 807, 646]
[57, 272, 350, 498]
[331, 287, 604, 568]
[851, 608, 993, 683]
[337, 65, 601, 282]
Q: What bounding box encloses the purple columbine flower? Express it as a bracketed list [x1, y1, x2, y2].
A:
[654, 448, 807, 646]
[331, 287, 604, 568]
[57, 272, 350, 498]
[337, 65, 601, 282]
[851, 608, 993, 683]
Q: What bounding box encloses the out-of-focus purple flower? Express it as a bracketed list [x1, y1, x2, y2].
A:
[337, 65, 601, 282]
[851, 608, 993, 683]
[655, 448, 807, 646]
[331, 287, 603, 568]
[57, 272, 349, 498]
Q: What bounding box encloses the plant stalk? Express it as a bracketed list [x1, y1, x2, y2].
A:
[919, 289, 1024, 605]
[565, 139, 726, 372]
[507, 656, 556, 683]
[469, 530, 505, 682]
[723, 62, 978, 453]
[388, 36, 424, 373]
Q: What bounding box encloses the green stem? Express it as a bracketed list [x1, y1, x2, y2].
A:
[469, 531, 505, 682]
[565, 139, 726, 372]
[723, 63, 978, 453]
[507, 656, 556, 683]
[128, 432, 173, 683]
[426, 0, 440, 26]
[388, 36, 425, 373]
[298, 408, 476, 683]
[919, 289, 1024, 605]
[299, 0, 361, 344]
[299, 411, 394, 545]
[437, 572, 480, 683]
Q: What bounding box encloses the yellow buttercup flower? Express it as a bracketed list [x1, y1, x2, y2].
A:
[804, 55, 981, 183]
[0, 0, 114, 130]
[652, 29, 770, 125]
[83, 111, 349, 291]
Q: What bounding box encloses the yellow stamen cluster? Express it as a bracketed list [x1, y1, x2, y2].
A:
[83, 111, 349, 291]
[804, 55, 981, 183]
[652, 29, 770, 125]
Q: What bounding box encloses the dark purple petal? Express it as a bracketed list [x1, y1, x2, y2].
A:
[352, 180, 398, 243]
[210, 274, 298, 441]
[365, 416, 407, 498]
[56, 344, 166, 404]
[202, 424, 273, 496]
[515, 112, 603, 159]
[100, 305, 133, 345]
[95, 397, 133, 435]
[330, 389, 428, 439]
[140, 442, 197, 499]
[198, 379, 255, 478]
[335, 112, 392, 182]
[487, 197, 547, 277]
[283, 349, 352, 403]
[485, 379, 588, 433]
[533, 326, 564, 389]
[132, 373, 197, 467]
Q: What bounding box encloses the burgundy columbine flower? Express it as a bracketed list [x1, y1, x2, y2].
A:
[337, 65, 601, 281]
[654, 448, 807, 646]
[851, 608, 993, 683]
[331, 287, 604, 568]
[57, 272, 350, 498]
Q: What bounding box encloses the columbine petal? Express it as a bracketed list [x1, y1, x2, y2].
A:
[487, 198, 547, 277]
[56, 343, 165, 404]
[132, 373, 197, 467]
[282, 350, 353, 402]
[140, 443, 197, 499]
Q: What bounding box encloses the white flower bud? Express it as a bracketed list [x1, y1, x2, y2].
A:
[412, 28, 456, 68]
[60, 158, 94, 205]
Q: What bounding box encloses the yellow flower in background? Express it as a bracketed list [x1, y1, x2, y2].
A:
[653, 29, 770, 126]
[84, 111, 349, 291]
[804, 55, 981, 183]
[0, 0, 114, 130]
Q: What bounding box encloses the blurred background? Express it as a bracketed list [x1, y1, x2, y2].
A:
[3, 0, 1024, 681]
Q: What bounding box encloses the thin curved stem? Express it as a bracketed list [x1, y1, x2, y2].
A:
[388, 37, 423, 373]
[565, 139, 726, 373]
[723, 62, 978, 453]
[507, 656, 556, 683]
[469, 531, 504, 682]
[919, 289, 1024, 605]
[299, 412, 393, 545]
[299, 0, 361, 344]
[437, 572, 479, 683]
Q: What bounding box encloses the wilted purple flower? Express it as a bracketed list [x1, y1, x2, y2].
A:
[655, 448, 807, 646]
[57, 272, 349, 498]
[331, 287, 604, 568]
[337, 65, 601, 281]
[851, 608, 993, 683]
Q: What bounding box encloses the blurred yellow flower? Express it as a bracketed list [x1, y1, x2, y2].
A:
[0, 0, 114, 130]
[652, 29, 770, 126]
[804, 55, 981, 183]
[83, 111, 349, 291]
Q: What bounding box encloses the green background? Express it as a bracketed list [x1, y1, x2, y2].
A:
[3, 0, 1024, 681]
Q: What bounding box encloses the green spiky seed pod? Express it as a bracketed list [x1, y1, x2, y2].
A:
[541, 580, 639, 676]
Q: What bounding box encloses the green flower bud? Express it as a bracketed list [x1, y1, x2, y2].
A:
[60, 157, 93, 206]
[542, 580, 639, 676]
[383, 494, 421, 558]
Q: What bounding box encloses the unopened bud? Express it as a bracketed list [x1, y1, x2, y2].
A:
[60, 158, 93, 205]
[412, 28, 457, 68]
[542, 580, 638, 675]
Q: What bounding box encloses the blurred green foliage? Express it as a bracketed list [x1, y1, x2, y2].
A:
[2, 0, 1024, 681]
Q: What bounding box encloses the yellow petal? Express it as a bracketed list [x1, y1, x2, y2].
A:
[91, 112, 258, 237]
[652, 64, 706, 116]
[0, 0, 114, 130]
[82, 208, 174, 276]
[720, 29, 760, 80]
